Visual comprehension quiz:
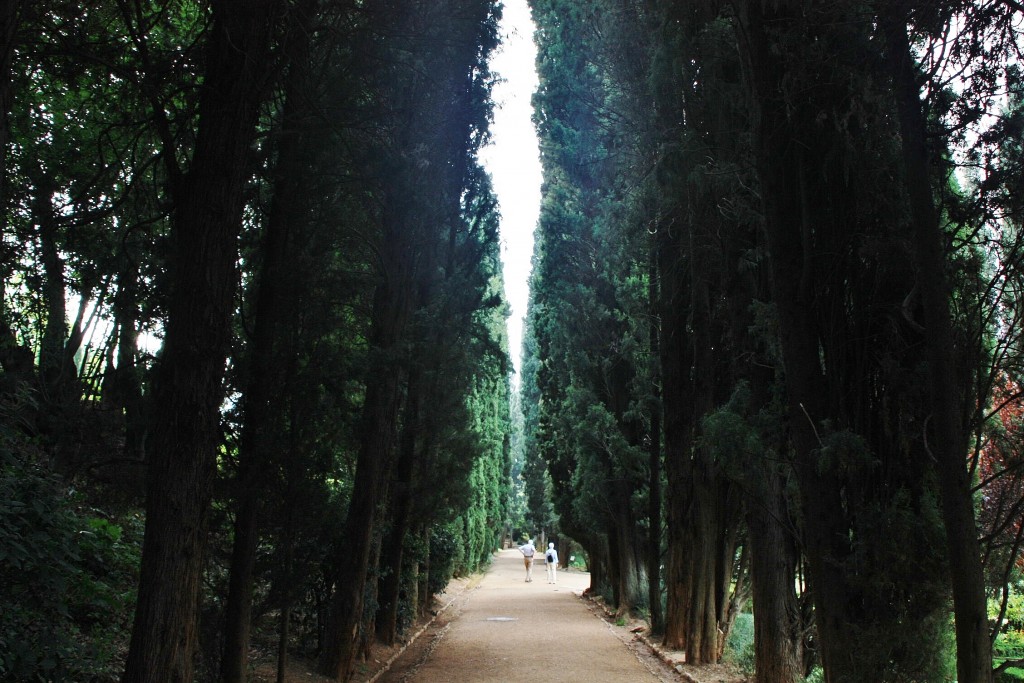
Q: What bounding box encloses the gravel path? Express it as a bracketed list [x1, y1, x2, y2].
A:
[374, 548, 680, 683]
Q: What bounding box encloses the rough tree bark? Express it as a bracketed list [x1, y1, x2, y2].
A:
[747, 471, 804, 683]
[652, 8, 697, 644]
[121, 2, 284, 681]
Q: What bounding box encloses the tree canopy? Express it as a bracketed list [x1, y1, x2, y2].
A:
[522, 1, 1024, 681]
[6, 1, 1024, 683]
[1, 2, 514, 681]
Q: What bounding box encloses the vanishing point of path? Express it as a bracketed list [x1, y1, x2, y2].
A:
[375, 548, 680, 683]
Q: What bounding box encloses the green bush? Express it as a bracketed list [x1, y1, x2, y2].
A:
[0, 449, 140, 681]
[805, 668, 825, 683]
[428, 522, 461, 596]
[995, 630, 1024, 681]
[997, 668, 1024, 683]
[722, 612, 754, 676]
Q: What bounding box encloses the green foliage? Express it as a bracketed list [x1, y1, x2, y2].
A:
[0, 447, 140, 681]
[813, 429, 878, 479]
[995, 629, 1024, 680]
[993, 583, 1024, 680]
[722, 612, 754, 676]
[830, 486, 954, 682]
[428, 522, 462, 597]
[700, 383, 762, 478]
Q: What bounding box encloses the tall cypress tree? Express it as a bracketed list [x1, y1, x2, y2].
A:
[123, 2, 287, 681]
[318, 1, 502, 678]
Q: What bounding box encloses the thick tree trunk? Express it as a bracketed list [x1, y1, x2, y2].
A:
[656, 159, 738, 666]
[748, 474, 804, 683]
[121, 4, 282, 682]
[675, 473, 734, 665]
[608, 482, 644, 616]
[651, 3, 742, 660]
[660, 292, 693, 650]
[648, 1, 690, 653]
[358, 533, 385, 663]
[275, 406, 304, 683]
[658, 201, 695, 652]
[882, 14, 993, 683]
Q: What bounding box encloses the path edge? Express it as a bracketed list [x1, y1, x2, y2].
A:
[363, 573, 480, 683]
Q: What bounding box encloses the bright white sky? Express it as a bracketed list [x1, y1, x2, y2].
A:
[479, 0, 542, 385]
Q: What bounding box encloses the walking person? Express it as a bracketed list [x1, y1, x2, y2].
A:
[544, 542, 559, 584]
[519, 538, 536, 582]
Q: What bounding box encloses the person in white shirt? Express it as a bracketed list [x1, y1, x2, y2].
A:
[518, 539, 536, 582]
[544, 542, 559, 584]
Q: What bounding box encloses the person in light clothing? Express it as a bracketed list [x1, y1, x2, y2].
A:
[518, 539, 536, 582]
[544, 542, 559, 584]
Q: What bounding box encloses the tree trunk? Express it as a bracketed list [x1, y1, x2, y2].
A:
[658, 198, 695, 652]
[35, 172, 78, 408]
[638, 38, 664, 640]
[222, 493, 260, 683]
[112, 249, 145, 468]
[609, 482, 644, 616]
[121, 4, 283, 681]
[714, 489, 744, 661]
[220, 3, 317, 679]
[651, 2, 742, 659]
[318, 250, 413, 680]
[276, 400, 305, 683]
[882, 13, 993, 683]
[0, 0, 22, 210]
[275, 523, 295, 683]
[748, 474, 803, 683]
[733, 4, 860, 679]
[647, 244, 664, 631]
[418, 525, 431, 618]
[358, 532, 385, 664]
[676, 473, 732, 665]
[376, 369, 422, 645]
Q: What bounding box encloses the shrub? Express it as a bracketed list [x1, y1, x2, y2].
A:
[428, 522, 460, 596]
[722, 612, 754, 676]
[995, 630, 1024, 681]
[0, 448, 140, 681]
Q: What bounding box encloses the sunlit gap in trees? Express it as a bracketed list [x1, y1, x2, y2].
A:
[479, 0, 542, 388]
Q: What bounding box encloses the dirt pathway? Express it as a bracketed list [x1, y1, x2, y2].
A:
[373, 549, 680, 683]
